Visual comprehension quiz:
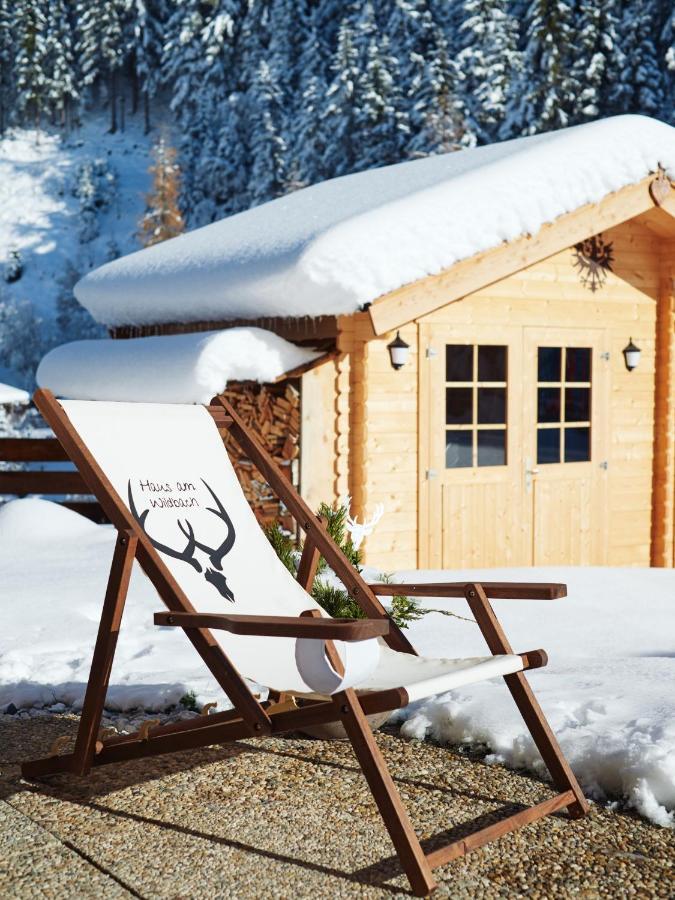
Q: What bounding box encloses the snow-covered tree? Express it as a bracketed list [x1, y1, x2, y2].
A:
[139, 137, 185, 246]
[55, 260, 104, 342]
[76, 0, 130, 132]
[292, 5, 330, 186]
[14, 1, 50, 127]
[133, 0, 168, 133]
[45, 0, 79, 127]
[248, 60, 288, 205]
[606, 0, 666, 117]
[320, 14, 363, 177]
[357, 30, 410, 169]
[0, 0, 15, 133]
[457, 0, 521, 143]
[0, 294, 45, 388]
[566, 1, 620, 124]
[408, 25, 470, 156]
[501, 0, 579, 138]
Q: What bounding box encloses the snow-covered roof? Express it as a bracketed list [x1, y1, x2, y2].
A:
[37, 328, 320, 404]
[0, 382, 30, 405]
[75, 115, 675, 329]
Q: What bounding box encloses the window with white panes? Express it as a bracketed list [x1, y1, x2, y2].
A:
[445, 344, 508, 468]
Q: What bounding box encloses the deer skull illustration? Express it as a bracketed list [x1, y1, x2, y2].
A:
[128, 479, 237, 603]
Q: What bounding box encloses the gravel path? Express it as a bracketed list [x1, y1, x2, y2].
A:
[1, 713, 673, 898]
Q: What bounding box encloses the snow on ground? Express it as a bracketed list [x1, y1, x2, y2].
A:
[1, 498, 674, 827]
[0, 115, 152, 321]
[37, 328, 320, 403]
[75, 115, 675, 327]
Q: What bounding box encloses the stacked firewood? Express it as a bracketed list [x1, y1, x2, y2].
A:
[220, 381, 300, 529]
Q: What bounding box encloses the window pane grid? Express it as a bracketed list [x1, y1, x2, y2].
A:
[536, 346, 591, 465]
[445, 344, 507, 469]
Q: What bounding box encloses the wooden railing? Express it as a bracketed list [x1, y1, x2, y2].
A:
[0, 437, 106, 521]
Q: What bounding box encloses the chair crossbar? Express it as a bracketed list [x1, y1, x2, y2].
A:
[425, 790, 576, 870]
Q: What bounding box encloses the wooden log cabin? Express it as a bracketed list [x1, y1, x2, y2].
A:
[72, 115, 675, 571]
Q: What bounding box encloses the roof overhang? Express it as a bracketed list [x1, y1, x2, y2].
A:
[368, 174, 674, 336]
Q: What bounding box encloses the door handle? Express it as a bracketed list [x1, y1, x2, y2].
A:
[525, 460, 539, 492]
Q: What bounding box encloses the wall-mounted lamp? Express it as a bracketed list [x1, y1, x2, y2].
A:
[387, 331, 410, 370]
[622, 338, 641, 372]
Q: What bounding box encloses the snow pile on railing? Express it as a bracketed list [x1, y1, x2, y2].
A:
[74, 115, 675, 327]
[36, 328, 320, 404]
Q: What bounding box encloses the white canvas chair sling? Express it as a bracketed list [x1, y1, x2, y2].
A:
[22, 388, 588, 898]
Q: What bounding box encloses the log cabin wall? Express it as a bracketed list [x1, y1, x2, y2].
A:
[651, 239, 675, 567]
[415, 217, 661, 569]
[337, 314, 420, 571]
[299, 357, 340, 511]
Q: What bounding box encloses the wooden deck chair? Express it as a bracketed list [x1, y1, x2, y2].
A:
[22, 388, 589, 897]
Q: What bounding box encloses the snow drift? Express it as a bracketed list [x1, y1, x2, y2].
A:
[74, 115, 675, 327]
[1, 499, 674, 827]
[36, 327, 319, 403]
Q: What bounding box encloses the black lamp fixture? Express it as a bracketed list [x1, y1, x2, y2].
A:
[387, 331, 410, 370]
[622, 338, 641, 372]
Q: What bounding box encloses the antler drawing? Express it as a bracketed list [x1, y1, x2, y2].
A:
[177, 479, 236, 571]
[127, 479, 237, 602]
[128, 481, 202, 572]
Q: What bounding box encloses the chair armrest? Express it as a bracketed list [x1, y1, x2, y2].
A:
[367, 581, 567, 600]
[154, 611, 391, 641]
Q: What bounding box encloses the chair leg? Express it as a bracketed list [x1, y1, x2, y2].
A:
[71, 530, 138, 775]
[335, 689, 437, 897]
[502, 671, 588, 818]
[464, 583, 589, 819]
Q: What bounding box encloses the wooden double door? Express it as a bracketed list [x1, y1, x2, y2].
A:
[420, 324, 609, 568]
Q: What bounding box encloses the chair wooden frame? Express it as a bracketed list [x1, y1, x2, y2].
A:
[22, 388, 589, 897]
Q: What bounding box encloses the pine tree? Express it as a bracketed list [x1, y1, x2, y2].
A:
[501, 0, 579, 138]
[292, 5, 330, 187]
[139, 137, 185, 246]
[134, 0, 168, 133]
[320, 14, 363, 177]
[663, 7, 675, 121]
[14, 0, 50, 127]
[0, 294, 45, 388]
[407, 25, 470, 156]
[0, 0, 14, 133]
[248, 60, 288, 206]
[357, 30, 410, 170]
[456, 0, 521, 143]
[566, 1, 619, 124]
[76, 0, 130, 132]
[45, 0, 79, 128]
[606, 0, 666, 117]
[55, 260, 104, 342]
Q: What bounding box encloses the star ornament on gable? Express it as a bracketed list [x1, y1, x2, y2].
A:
[573, 234, 614, 293]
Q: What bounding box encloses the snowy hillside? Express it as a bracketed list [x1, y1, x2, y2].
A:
[0, 116, 153, 388]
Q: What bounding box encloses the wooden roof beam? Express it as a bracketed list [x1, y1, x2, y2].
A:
[368, 175, 665, 336]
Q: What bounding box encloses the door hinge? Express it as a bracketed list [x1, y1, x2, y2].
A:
[600, 352, 610, 362]
[426, 468, 438, 479]
[426, 347, 438, 359]
[599, 460, 608, 470]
